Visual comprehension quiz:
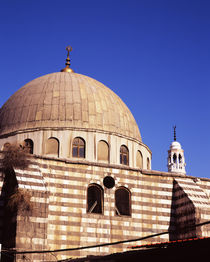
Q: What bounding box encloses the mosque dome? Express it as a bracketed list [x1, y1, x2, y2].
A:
[0, 71, 141, 141]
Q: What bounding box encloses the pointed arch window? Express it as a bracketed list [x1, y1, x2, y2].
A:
[23, 139, 34, 154]
[72, 137, 85, 158]
[115, 187, 131, 216]
[120, 145, 129, 165]
[87, 184, 103, 214]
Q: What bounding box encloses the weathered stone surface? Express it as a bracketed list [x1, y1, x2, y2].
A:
[0, 72, 141, 141]
[0, 157, 209, 262]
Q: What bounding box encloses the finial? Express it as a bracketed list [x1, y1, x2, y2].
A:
[66, 45, 72, 58]
[173, 125, 176, 141]
[61, 46, 74, 73]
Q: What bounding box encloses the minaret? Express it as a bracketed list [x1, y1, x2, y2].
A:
[167, 126, 186, 174]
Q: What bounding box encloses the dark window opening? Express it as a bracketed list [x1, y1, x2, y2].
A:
[23, 139, 34, 154]
[72, 137, 85, 158]
[173, 153, 177, 163]
[115, 187, 131, 216]
[120, 145, 129, 165]
[87, 184, 103, 214]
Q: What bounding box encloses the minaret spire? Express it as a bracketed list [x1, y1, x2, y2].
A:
[61, 46, 74, 73]
[167, 126, 186, 174]
[173, 125, 176, 141]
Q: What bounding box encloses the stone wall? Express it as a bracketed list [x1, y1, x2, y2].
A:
[0, 155, 210, 261]
[169, 178, 210, 240]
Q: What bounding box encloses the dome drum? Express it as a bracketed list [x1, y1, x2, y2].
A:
[0, 128, 151, 170]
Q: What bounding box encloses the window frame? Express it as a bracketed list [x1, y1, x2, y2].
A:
[87, 184, 104, 215]
[115, 186, 131, 217]
[72, 137, 85, 158]
[120, 145, 129, 166]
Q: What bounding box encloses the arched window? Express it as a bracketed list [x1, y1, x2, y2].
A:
[136, 150, 143, 168]
[115, 187, 131, 216]
[23, 139, 34, 154]
[120, 145, 129, 165]
[179, 154, 182, 163]
[45, 137, 59, 157]
[87, 184, 103, 214]
[97, 140, 109, 162]
[72, 137, 85, 158]
[173, 153, 177, 163]
[147, 157, 150, 170]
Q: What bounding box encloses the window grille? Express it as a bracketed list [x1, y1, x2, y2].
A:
[72, 137, 85, 158]
[120, 145, 129, 165]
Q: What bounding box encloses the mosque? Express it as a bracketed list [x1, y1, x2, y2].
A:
[0, 47, 210, 261]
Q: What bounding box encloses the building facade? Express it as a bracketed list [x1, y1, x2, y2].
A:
[0, 53, 210, 261]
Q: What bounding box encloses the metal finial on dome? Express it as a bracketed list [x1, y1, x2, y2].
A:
[61, 46, 74, 73]
[173, 125, 176, 141]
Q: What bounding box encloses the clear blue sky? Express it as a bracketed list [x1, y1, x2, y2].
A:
[0, 0, 210, 178]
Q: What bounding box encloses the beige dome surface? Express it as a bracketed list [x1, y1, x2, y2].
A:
[0, 72, 141, 141]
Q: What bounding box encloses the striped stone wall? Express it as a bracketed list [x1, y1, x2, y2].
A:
[39, 158, 175, 260]
[0, 155, 210, 261]
[169, 177, 210, 240]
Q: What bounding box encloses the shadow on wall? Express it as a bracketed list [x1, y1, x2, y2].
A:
[169, 180, 197, 241]
[0, 167, 18, 262]
[0, 144, 30, 262]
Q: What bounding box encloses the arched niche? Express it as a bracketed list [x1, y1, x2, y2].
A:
[136, 150, 143, 169]
[45, 137, 59, 157]
[97, 140, 109, 162]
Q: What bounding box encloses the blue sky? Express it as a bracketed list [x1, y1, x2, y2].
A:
[0, 0, 210, 178]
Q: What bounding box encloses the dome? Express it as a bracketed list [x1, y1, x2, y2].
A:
[0, 72, 141, 141]
[170, 141, 181, 150]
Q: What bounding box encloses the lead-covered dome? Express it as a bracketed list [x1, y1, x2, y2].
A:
[0, 72, 141, 141]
